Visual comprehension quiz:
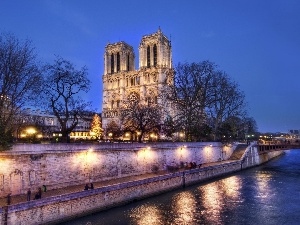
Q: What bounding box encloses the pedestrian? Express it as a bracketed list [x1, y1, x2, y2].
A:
[6, 193, 11, 205]
[38, 187, 42, 198]
[84, 184, 89, 190]
[27, 188, 31, 201]
[42, 185, 47, 192]
[34, 192, 40, 200]
[90, 183, 94, 189]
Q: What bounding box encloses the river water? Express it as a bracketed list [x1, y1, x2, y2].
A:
[62, 150, 300, 225]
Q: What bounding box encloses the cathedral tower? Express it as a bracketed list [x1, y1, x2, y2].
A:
[102, 29, 174, 137]
[104, 41, 135, 75]
[139, 27, 172, 69]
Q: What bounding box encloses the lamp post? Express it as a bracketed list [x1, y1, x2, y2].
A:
[136, 131, 141, 142]
[179, 132, 184, 141]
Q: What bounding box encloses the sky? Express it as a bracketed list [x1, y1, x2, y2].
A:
[1, 0, 300, 133]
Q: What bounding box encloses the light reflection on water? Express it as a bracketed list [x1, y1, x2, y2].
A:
[129, 204, 163, 225]
[171, 192, 198, 224]
[62, 150, 300, 225]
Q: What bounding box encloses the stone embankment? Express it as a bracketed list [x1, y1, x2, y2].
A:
[0, 142, 283, 225]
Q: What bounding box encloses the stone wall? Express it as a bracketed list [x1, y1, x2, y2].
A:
[0, 143, 285, 225]
[0, 142, 234, 197]
[6, 161, 242, 225]
[241, 145, 283, 169]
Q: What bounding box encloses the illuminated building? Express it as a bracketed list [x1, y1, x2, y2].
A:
[102, 28, 174, 134]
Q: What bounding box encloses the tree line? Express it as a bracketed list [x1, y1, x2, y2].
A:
[0, 33, 257, 149]
[164, 61, 257, 142]
[0, 33, 92, 148]
[106, 61, 257, 142]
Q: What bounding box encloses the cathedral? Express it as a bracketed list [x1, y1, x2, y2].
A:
[101, 28, 174, 139]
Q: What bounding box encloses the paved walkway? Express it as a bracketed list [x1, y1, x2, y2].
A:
[0, 160, 235, 207]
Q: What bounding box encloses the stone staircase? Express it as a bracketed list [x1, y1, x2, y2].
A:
[229, 144, 248, 160]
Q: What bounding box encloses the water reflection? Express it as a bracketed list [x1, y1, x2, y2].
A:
[221, 176, 242, 200]
[171, 191, 198, 224]
[255, 172, 272, 199]
[196, 176, 242, 224]
[200, 182, 222, 223]
[129, 204, 163, 225]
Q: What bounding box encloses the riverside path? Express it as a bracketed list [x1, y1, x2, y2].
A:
[0, 160, 235, 207]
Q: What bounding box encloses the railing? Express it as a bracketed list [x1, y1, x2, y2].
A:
[256, 143, 300, 153]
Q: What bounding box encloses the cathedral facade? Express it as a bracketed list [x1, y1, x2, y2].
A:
[101, 28, 174, 138]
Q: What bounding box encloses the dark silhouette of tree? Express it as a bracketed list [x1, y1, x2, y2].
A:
[208, 71, 247, 140]
[216, 116, 257, 142]
[162, 116, 176, 140]
[120, 99, 162, 143]
[0, 33, 41, 149]
[166, 61, 216, 141]
[166, 61, 253, 142]
[105, 120, 122, 141]
[40, 57, 91, 142]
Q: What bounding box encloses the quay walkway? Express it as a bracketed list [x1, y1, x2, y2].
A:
[0, 160, 234, 207]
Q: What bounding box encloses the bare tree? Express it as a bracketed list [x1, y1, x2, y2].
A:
[40, 57, 91, 142]
[166, 61, 216, 141]
[208, 71, 247, 140]
[105, 120, 122, 141]
[0, 33, 41, 148]
[120, 99, 162, 142]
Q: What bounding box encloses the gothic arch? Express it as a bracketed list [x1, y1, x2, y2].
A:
[111, 53, 114, 74]
[110, 92, 121, 109]
[147, 45, 151, 68]
[153, 44, 157, 66]
[10, 169, 23, 195]
[127, 92, 140, 103]
[145, 88, 158, 105]
[151, 72, 158, 82]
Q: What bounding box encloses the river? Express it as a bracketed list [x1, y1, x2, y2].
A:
[61, 150, 300, 225]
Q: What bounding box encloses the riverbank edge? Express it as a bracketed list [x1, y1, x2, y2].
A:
[4, 145, 284, 225]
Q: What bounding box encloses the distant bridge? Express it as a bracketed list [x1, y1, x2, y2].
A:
[256, 143, 300, 153]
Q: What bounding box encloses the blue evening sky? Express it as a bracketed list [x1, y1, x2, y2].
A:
[1, 0, 300, 133]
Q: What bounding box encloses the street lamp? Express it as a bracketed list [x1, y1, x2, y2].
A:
[179, 132, 184, 141]
[108, 132, 113, 141]
[136, 131, 141, 142]
[26, 127, 36, 136]
[25, 127, 37, 142]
